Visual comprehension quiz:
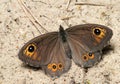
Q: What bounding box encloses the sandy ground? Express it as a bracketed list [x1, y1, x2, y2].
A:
[0, 0, 120, 84]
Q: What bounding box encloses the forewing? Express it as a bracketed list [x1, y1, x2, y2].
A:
[18, 32, 59, 67]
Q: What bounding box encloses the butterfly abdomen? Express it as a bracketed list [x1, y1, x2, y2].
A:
[59, 25, 72, 59]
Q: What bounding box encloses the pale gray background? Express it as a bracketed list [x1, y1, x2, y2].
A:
[0, 0, 120, 84]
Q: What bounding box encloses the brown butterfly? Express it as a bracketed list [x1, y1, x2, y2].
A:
[18, 24, 113, 77]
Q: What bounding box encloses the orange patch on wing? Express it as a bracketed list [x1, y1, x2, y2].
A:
[47, 64, 52, 70]
[32, 52, 38, 60]
[94, 37, 102, 43]
[24, 49, 33, 57]
[37, 57, 41, 61]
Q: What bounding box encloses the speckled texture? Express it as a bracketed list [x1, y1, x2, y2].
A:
[0, 0, 120, 84]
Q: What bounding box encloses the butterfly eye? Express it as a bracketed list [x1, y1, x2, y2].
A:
[51, 63, 57, 72]
[82, 55, 88, 61]
[58, 63, 63, 70]
[24, 43, 37, 57]
[88, 53, 94, 59]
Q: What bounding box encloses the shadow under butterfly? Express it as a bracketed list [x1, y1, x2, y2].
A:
[18, 24, 113, 77]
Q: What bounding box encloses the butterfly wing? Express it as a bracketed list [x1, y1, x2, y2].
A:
[66, 24, 113, 68]
[18, 32, 71, 77]
[41, 38, 71, 77]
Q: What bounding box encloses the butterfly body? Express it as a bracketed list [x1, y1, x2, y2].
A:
[18, 24, 113, 77]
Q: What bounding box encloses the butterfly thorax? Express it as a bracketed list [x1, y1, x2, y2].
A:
[59, 25, 67, 43]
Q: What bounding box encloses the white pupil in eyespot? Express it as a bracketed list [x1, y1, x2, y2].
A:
[94, 29, 101, 35]
[28, 45, 35, 52]
[52, 65, 57, 69]
[89, 53, 92, 56]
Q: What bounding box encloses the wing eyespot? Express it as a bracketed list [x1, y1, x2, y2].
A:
[93, 27, 106, 38]
[47, 63, 58, 72]
[93, 27, 106, 43]
[47, 63, 64, 72]
[82, 55, 88, 61]
[93, 28, 101, 35]
[24, 43, 37, 57]
[52, 64, 57, 71]
[58, 63, 63, 70]
[28, 45, 35, 52]
[88, 53, 94, 59]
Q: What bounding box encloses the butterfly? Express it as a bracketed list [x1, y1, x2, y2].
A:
[18, 24, 113, 77]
